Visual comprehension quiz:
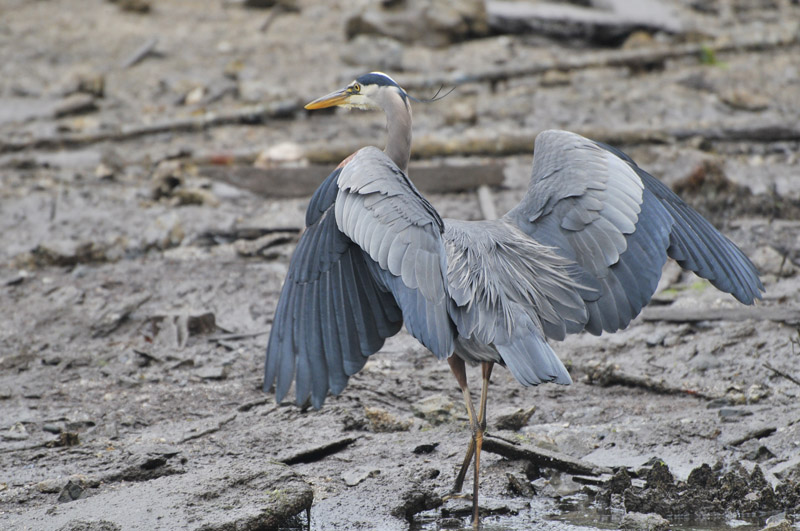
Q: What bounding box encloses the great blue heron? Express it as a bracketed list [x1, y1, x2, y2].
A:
[263, 71, 763, 527]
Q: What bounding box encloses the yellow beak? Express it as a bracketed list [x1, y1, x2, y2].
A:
[304, 89, 350, 110]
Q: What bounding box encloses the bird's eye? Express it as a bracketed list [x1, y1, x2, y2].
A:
[351, 83, 361, 93]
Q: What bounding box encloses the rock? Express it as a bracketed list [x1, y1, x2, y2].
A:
[746, 384, 770, 403]
[112, 0, 151, 13]
[196, 365, 229, 380]
[53, 94, 98, 118]
[103, 445, 183, 483]
[346, 0, 489, 48]
[719, 89, 770, 112]
[410, 394, 457, 425]
[412, 442, 438, 454]
[494, 406, 535, 431]
[770, 455, 800, 483]
[3, 422, 29, 441]
[342, 467, 380, 487]
[761, 513, 794, 531]
[171, 187, 220, 207]
[391, 487, 442, 520]
[506, 472, 535, 497]
[31, 240, 108, 267]
[6, 460, 312, 530]
[540, 69, 571, 87]
[487, 0, 681, 45]
[619, 512, 670, 530]
[58, 480, 85, 503]
[90, 294, 151, 338]
[364, 406, 413, 432]
[150, 160, 184, 200]
[254, 141, 305, 169]
[644, 460, 674, 490]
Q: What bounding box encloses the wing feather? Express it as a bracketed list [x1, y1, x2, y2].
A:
[506, 130, 762, 337]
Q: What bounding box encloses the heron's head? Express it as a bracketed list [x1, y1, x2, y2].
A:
[304, 72, 409, 112]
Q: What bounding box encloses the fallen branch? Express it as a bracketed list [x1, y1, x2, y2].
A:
[578, 362, 717, 400]
[641, 306, 800, 325]
[279, 436, 357, 465]
[482, 437, 611, 476]
[0, 101, 299, 154]
[202, 160, 505, 198]
[120, 36, 159, 69]
[398, 24, 800, 90]
[764, 362, 800, 388]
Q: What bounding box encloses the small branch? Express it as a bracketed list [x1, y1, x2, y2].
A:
[482, 437, 611, 476]
[208, 330, 269, 342]
[578, 362, 717, 400]
[0, 101, 299, 154]
[120, 37, 159, 69]
[764, 362, 800, 388]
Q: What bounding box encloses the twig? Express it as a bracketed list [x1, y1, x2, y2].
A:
[259, 5, 284, 33]
[0, 101, 299, 154]
[578, 362, 717, 400]
[121, 37, 159, 69]
[764, 362, 800, 388]
[207, 330, 269, 342]
[482, 437, 611, 476]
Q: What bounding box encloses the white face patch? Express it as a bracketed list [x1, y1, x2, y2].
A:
[342, 93, 381, 110]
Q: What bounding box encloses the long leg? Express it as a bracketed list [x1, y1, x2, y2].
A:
[452, 362, 494, 493]
[447, 356, 481, 527]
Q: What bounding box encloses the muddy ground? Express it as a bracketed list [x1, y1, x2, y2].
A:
[1, 0, 800, 529]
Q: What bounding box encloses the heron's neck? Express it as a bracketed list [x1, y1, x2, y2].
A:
[383, 97, 412, 172]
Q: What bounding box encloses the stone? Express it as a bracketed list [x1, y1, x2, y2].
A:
[619, 512, 670, 530]
[346, 0, 489, 48]
[254, 141, 305, 169]
[342, 467, 380, 487]
[364, 407, 413, 432]
[410, 394, 457, 425]
[494, 406, 535, 431]
[487, 0, 681, 45]
[53, 94, 98, 118]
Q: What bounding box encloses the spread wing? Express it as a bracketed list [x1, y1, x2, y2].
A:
[505, 129, 763, 336]
[264, 147, 455, 408]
